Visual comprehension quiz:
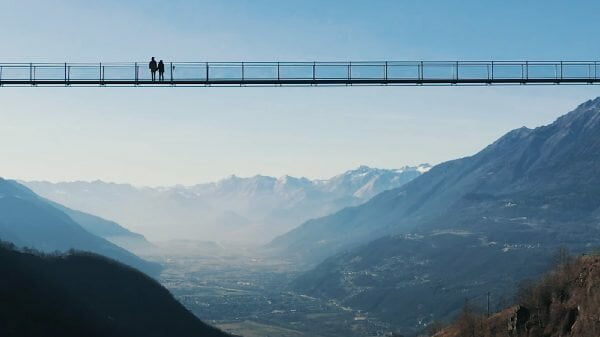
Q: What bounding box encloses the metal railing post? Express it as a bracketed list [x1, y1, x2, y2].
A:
[206, 62, 209, 82]
[560, 61, 563, 81]
[312, 62, 316, 81]
[384, 61, 388, 82]
[29, 63, 33, 83]
[419, 61, 424, 81]
[64, 63, 67, 85]
[135, 62, 138, 84]
[241, 62, 245, 82]
[277, 62, 280, 81]
[491, 61, 494, 81]
[170, 62, 174, 83]
[348, 62, 351, 82]
[99, 63, 102, 85]
[455, 61, 459, 82]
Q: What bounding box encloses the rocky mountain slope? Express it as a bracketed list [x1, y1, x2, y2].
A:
[24, 165, 428, 242]
[434, 254, 600, 337]
[285, 97, 600, 333]
[0, 241, 229, 337]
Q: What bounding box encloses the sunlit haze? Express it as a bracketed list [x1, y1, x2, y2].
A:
[2, 0, 600, 185]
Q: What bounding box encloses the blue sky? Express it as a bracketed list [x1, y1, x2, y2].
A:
[1, 0, 600, 185]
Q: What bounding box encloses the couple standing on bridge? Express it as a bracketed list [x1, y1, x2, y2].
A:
[149, 57, 165, 82]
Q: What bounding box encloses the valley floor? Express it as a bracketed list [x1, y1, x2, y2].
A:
[148, 245, 393, 337]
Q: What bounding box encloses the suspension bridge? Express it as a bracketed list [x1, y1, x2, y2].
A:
[1, 61, 600, 87]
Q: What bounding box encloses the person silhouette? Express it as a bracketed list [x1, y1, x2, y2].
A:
[149, 57, 158, 82]
[158, 60, 165, 82]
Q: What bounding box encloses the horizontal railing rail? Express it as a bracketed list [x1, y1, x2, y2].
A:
[0, 61, 598, 86]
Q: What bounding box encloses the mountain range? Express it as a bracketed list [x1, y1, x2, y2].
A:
[275, 97, 600, 333]
[11, 96, 600, 334]
[0, 178, 160, 275]
[24, 165, 429, 243]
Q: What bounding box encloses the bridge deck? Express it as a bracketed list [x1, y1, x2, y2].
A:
[1, 61, 599, 86]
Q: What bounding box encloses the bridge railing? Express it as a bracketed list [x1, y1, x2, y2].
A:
[0, 61, 598, 84]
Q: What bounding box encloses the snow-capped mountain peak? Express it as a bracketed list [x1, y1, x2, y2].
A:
[23, 165, 428, 242]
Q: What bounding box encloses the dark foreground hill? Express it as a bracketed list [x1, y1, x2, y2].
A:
[0, 242, 229, 337]
[287, 97, 600, 333]
[433, 254, 600, 337]
[0, 178, 160, 274]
